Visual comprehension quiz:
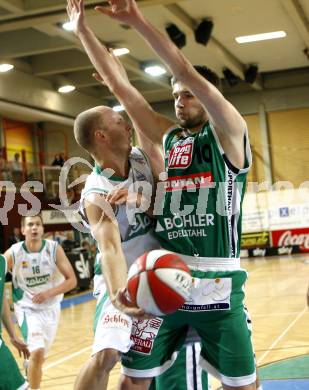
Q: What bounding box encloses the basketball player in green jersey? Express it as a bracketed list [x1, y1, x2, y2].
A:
[67, 1, 261, 389]
[96, 2, 259, 389]
[0, 253, 29, 389]
[67, 2, 210, 390]
[4, 214, 77, 390]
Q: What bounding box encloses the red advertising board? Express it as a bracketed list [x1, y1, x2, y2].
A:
[271, 227, 309, 253]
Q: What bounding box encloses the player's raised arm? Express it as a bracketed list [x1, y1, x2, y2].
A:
[66, 0, 173, 146]
[96, 0, 246, 168]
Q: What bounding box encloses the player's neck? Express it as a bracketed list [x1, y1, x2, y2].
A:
[186, 120, 208, 134]
[24, 239, 44, 253]
[95, 153, 130, 179]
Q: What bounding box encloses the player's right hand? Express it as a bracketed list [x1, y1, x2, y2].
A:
[10, 336, 30, 359]
[112, 288, 151, 319]
[66, 0, 87, 35]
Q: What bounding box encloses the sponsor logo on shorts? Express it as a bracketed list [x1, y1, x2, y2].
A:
[101, 313, 131, 330]
[31, 331, 43, 337]
[181, 278, 232, 311]
[168, 138, 194, 169]
[130, 317, 163, 355]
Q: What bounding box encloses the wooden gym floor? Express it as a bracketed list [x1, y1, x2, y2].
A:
[3, 253, 309, 389]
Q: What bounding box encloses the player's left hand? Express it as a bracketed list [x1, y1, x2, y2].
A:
[10, 336, 30, 359]
[32, 291, 52, 304]
[112, 288, 152, 319]
[106, 189, 150, 210]
[95, 0, 140, 25]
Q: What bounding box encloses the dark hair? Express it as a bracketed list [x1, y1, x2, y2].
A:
[21, 213, 43, 227]
[171, 65, 220, 88]
[74, 108, 104, 152]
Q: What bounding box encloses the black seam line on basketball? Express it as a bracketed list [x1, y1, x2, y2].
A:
[192, 343, 198, 390]
[152, 253, 184, 269]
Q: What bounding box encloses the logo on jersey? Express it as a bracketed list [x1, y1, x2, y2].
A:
[162, 171, 214, 192]
[168, 138, 194, 169]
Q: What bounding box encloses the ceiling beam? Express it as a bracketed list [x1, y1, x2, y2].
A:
[32, 50, 94, 76]
[0, 0, 184, 25]
[164, 3, 263, 90]
[0, 30, 75, 58]
[281, 0, 309, 46]
[64, 71, 102, 88]
[0, 0, 24, 13]
[32, 50, 141, 81]
[0, 68, 102, 119]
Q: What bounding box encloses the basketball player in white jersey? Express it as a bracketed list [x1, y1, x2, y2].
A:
[4, 214, 77, 390]
[72, 104, 162, 390]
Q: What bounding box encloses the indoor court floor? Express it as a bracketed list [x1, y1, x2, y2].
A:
[4, 253, 309, 390]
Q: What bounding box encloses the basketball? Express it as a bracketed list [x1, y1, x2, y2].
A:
[127, 250, 192, 316]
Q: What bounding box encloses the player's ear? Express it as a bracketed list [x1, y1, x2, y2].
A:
[94, 129, 106, 141]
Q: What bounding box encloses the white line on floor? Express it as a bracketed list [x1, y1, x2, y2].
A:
[252, 311, 303, 317]
[257, 306, 307, 365]
[43, 345, 92, 371]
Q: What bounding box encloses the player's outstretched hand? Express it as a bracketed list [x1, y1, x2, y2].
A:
[10, 336, 30, 359]
[95, 0, 141, 26]
[66, 0, 87, 35]
[112, 288, 151, 319]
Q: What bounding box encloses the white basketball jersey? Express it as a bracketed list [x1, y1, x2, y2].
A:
[11, 239, 62, 310]
[79, 147, 160, 297]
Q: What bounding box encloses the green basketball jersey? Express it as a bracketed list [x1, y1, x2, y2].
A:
[0, 255, 6, 337]
[155, 121, 251, 258]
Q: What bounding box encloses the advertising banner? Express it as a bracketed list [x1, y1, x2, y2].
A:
[271, 227, 309, 253]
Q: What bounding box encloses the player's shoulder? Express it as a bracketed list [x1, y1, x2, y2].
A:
[10, 241, 23, 252]
[81, 167, 110, 198]
[44, 238, 56, 245]
[42, 239, 59, 255]
[163, 126, 185, 149]
[130, 147, 150, 165]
